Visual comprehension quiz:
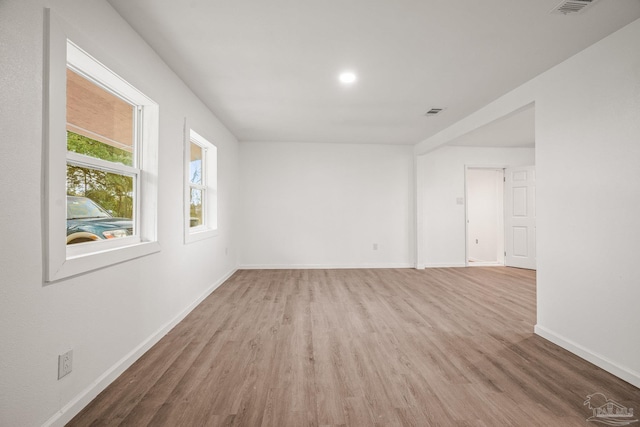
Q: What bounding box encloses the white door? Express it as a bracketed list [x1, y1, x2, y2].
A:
[504, 166, 536, 270]
[466, 168, 504, 266]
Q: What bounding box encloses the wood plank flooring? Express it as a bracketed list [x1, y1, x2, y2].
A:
[68, 268, 640, 426]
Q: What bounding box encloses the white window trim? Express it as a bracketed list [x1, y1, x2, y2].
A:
[44, 10, 159, 282]
[184, 122, 218, 244]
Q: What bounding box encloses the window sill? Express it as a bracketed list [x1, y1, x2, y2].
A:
[48, 240, 161, 282]
[185, 228, 218, 244]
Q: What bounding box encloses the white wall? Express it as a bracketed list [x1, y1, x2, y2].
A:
[416, 17, 640, 388]
[534, 17, 640, 388]
[240, 142, 414, 268]
[417, 146, 534, 267]
[467, 168, 502, 263]
[0, 1, 239, 426]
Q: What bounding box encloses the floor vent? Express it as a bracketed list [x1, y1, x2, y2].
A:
[551, 0, 598, 15]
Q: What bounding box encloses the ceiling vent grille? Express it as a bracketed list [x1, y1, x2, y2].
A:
[425, 108, 444, 117]
[551, 0, 598, 15]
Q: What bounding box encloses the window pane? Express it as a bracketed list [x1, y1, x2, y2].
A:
[66, 68, 134, 166]
[66, 165, 134, 244]
[67, 131, 134, 166]
[190, 142, 203, 185]
[190, 188, 204, 227]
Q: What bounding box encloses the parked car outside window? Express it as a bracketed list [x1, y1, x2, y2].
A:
[66, 196, 133, 244]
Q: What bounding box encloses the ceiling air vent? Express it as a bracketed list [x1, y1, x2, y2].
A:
[551, 0, 598, 15]
[425, 108, 445, 117]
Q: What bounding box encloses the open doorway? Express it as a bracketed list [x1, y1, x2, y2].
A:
[465, 167, 505, 266]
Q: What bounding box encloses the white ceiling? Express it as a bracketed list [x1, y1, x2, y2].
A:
[108, 0, 640, 145]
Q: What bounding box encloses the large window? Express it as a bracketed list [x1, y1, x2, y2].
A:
[184, 128, 217, 243]
[65, 67, 137, 245]
[45, 11, 159, 282]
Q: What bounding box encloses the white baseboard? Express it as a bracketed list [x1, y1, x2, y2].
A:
[424, 263, 467, 268]
[43, 267, 238, 427]
[467, 261, 503, 267]
[535, 324, 640, 389]
[238, 263, 414, 270]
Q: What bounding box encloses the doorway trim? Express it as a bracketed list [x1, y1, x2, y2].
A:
[464, 165, 507, 267]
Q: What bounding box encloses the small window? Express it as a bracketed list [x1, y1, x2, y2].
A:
[185, 127, 217, 243]
[45, 11, 160, 282]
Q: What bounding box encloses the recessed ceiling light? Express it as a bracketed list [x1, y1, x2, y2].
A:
[339, 71, 357, 84]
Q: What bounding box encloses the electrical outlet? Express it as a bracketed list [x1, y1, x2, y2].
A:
[373, 243, 378, 250]
[58, 350, 73, 379]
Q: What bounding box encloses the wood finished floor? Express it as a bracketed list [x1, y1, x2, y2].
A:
[69, 268, 640, 426]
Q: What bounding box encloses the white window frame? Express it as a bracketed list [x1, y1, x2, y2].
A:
[44, 10, 160, 282]
[184, 123, 218, 244]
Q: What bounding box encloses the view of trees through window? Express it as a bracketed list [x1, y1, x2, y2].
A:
[189, 141, 204, 227]
[66, 131, 134, 219]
